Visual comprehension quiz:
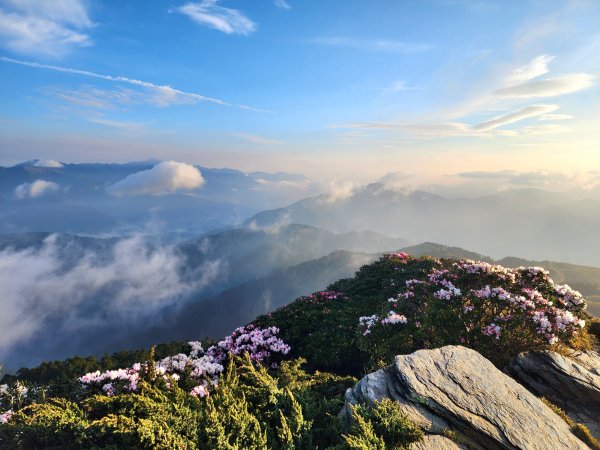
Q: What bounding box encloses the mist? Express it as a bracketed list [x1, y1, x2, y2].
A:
[0, 234, 224, 371]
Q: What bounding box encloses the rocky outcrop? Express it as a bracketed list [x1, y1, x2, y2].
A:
[342, 345, 588, 450]
[507, 350, 600, 440]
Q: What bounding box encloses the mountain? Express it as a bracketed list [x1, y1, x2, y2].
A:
[2, 254, 598, 449]
[0, 160, 319, 235]
[245, 183, 600, 267]
[0, 225, 406, 371]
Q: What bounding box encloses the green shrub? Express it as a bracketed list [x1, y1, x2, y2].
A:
[342, 399, 423, 449]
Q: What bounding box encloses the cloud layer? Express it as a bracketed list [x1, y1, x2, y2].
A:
[0, 234, 223, 362]
[107, 161, 205, 196]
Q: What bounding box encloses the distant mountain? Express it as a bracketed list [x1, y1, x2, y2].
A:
[122, 250, 379, 349]
[179, 224, 408, 288]
[0, 225, 406, 370]
[245, 183, 600, 267]
[0, 160, 319, 235]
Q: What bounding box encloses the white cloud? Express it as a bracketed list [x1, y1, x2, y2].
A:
[1, 57, 266, 111]
[519, 123, 572, 135]
[0, 0, 93, 57]
[321, 179, 357, 203]
[537, 114, 573, 121]
[32, 159, 64, 168]
[14, 179, 60, 199]
[274, 0, 291, 9]
[176, 0, 256, 35]
[507, 55, 555, 83]
[495, 73, 595, 98]
[458, 170, 573, 187]
[88, 117, 149, 133]
[234, 133, 284, 145]
[474, 104, 559, 131]
[107, 161, 205, 196]
[310, 36, 432, 53]
[0, 234, 224, 357]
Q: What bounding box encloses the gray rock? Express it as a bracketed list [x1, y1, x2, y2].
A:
[343, 345, 588, 449]
[507, 350, 600, 439]
[409, 434, 467, 450]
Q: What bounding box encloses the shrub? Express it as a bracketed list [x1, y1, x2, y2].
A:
[342, 399, 423, 449]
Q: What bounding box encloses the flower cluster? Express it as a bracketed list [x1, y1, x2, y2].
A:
[0, 410, 12, 424]
[309, 290, 344, 300]
[381, 311, 408, 325]
[79, 326, 292, 401]
[358, 314, 380, 335]
[79, 367, 141, 396]
[387, 252, 411, 263]
[80, 341, 224, 398]
[207, 325, 290, 364]
[363, 256, 588, 351]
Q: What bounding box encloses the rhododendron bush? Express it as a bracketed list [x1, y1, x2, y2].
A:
[358, 255, 590, 366]
[79, 325, 290, 400]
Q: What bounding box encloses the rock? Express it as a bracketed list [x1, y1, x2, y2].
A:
[507, 350, 600, 439]
[409, 434, 467, 449]
[343, 345, 588, 450]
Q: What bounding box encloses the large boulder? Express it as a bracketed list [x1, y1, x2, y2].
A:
[506, 350, 600, 439]
[342, 345, 588, 450]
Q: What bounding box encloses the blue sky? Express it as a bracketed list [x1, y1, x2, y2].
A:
[0, 0, 599, 189]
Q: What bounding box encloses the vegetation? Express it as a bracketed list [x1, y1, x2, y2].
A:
[1, 254, 596, 448]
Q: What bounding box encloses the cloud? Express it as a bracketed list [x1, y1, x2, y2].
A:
[495, 73, 595, 98]
[234, 133, 284, 145]
[0, 234, 224, 360]
[246, 210, 292, 234]
[0, 0, 93, 57]
[310, 36, 432, 53]
[107, 161, 205, 196]
[537, 114, 573, 121]
[32, 159, 64, 168]
[507, 55, 555, 83]
[321, 179, 357, 203]
[1, 57, 266, 111]
[474, 104, 559, 131]
[14, 179, 60, 198]
[88, 117, 149, 133]
[176, 0, 256, 35]
[273, 0, 291, 9]
[458, 169, 572, 187]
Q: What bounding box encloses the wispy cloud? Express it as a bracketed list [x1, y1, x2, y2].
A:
[176, 0, 256, 35]
[474, 104, 558, 131]
[234, 133, 284, 145]
[310, 36, 432, 53]
[507, 55, 554, 83]
[458, 169, 572, 186]
[0, 56, 267, 111]
[495, 73, 595, 98]
[87, 117, 150, 133]
[537, 113, 573, 121]
[388, 80, 425, 91]
[274, 0, 291, 10]
[339, 54, 594, 140]
[0, 0, 93, 57]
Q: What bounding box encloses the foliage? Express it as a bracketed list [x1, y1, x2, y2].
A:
[255, 254, 592, 372]
[1, 254, 597, 447]
[0, 355, 356, 449]
[342, 399, 423, 449]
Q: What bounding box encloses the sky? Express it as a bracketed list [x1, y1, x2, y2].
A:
[0, 0, 599, 189]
